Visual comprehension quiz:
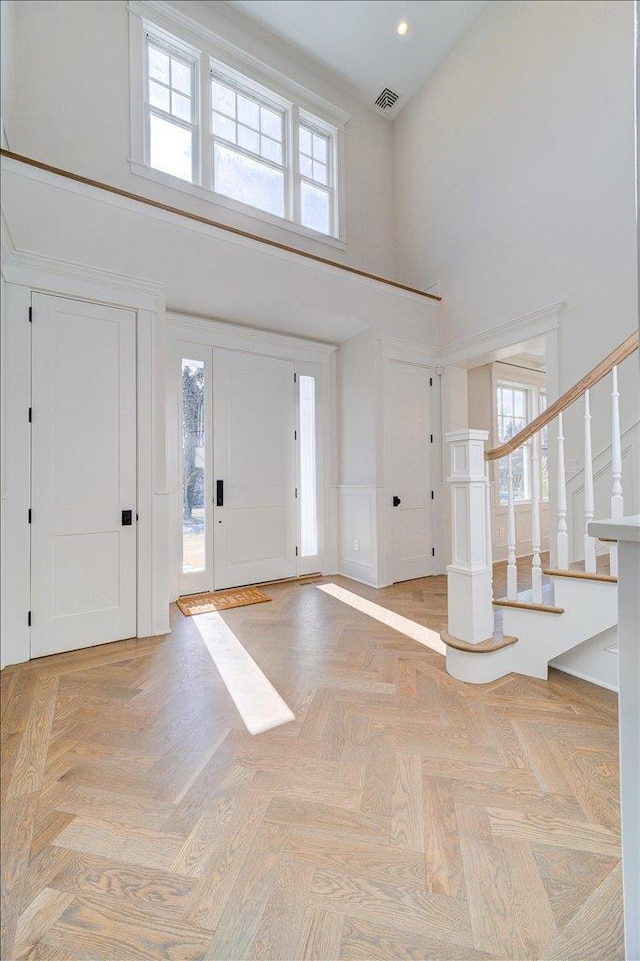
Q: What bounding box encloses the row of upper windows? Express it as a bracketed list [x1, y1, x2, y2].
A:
[139, 22, 341, 240]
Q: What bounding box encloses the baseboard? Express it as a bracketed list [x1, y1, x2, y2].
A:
[550, 662, 618, 693]
[335, 569, 392, 589]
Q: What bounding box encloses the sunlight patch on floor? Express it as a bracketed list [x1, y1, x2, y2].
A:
[193, 612, 295, 734]
[317, 582, 446, 655]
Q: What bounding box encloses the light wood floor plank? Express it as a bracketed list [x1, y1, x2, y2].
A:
[51, 817, 186, 870]
[308, 868, 473, 946]
[43, 895, 213, 961]
[339, 916, 496, 961]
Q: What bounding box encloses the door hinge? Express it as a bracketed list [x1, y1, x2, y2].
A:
[431, 490, 434, 500]
[27, 611, 31, 627]
[294, 372, 297, 383]
[295, 546, 299, 556]
[432, 547, 436, 557]
[28, 508, 32, 524]
[295, 488, 298, 498]
[28, 407, 32, 423]
[430, 434, 434, 443]
[294, 429, 297, 440]
[429, 377, 433, 387]
[28, 306, 33, 323]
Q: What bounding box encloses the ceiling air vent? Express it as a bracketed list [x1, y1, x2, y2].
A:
[374, 87, 400, 111]
[372, 86, 404, 118]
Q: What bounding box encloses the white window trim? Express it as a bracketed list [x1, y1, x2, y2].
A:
[493, 368, 548, 508]
[143, 28, 200, 184]
[128, 1, 348, 247]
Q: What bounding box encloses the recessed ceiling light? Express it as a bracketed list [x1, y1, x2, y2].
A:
[397, 20, 409, 36]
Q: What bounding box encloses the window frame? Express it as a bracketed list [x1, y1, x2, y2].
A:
[129, 4, 348, 247]
[143, 30, 200, 185]
[495, 378, 549, 507]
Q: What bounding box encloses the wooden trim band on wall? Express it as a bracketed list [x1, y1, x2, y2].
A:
[485, 330, 639, 461]
[0, 149, 441, 302]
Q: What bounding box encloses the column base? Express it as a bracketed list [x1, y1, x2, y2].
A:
[446, 565, 494, 642]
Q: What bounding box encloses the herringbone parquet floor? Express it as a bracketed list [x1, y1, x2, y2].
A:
[1, 572, 623, 960]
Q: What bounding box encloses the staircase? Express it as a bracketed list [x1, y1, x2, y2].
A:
[440, 331, 638, 686]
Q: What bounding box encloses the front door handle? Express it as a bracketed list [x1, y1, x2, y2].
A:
[216, 479, 224, 507]
[392, 495, 401, 507]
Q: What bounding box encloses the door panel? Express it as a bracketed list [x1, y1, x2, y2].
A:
[385, 360, 434, 583]
[213, 350, 296, 589]
[31, 294, 137, 657]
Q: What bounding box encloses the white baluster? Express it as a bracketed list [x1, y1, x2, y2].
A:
[610, 365, 623, 576]
[531, 433, 543, 603]
[584, 389, 597, 573]
[556, 411, 569, 569]
[506, 453, 517, 600]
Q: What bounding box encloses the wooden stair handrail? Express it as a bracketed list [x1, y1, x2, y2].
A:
[0, 148, 441, 302]
[485, 331, 638, 461]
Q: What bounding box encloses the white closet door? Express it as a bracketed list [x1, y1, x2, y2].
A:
[213, 349, 296, 589]
[31, 294, 137, 657]
[385, 360, 435, 583]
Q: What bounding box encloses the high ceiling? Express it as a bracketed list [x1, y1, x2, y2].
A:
[224, 1, 489, 117]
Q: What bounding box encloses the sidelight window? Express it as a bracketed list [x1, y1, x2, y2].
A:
[298, 375, 318, 557]
[182, 358, 206, 573]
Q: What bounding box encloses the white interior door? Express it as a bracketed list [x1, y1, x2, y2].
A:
[213, 349, 296, 589]
[31, 294, 137, 657]
[385, 360, 435, 583]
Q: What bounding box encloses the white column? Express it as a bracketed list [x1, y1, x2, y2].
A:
[589, 517, 640, 961]
[446, 430, 494, 642]
[556, 411, 569, 570]
[531, 433, 543, 603]
[506, 453, 517, 600]
[584, 389, 597, 573]
[610, 366, 623, 576]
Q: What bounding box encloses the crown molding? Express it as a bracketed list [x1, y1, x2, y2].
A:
[2, 243, 165, 311]
[167, 310, 336, 363]
[438, 302, 563, 368]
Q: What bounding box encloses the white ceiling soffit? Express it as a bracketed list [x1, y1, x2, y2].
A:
[224, 0, 489, 118]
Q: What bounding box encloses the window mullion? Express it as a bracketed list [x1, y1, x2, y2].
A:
[200, 54, 211, 189]
[290, 105, 300, 226]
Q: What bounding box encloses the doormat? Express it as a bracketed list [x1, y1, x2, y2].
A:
[177, 587, 272, 616]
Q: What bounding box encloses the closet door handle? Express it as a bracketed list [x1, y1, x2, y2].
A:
[216, 480, 224, 507]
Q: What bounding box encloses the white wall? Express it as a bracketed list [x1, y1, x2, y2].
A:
[0, 0, 16, 145]
[6, 0, 396, 279]
[393, 0, 639, 468]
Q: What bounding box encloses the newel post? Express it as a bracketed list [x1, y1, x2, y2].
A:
[446, 430, 494, 642]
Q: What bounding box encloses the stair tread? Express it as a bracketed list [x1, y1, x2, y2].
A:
[493, 598, 564, 614]
[440, 631, 519, 653]
[544, 568, 617, 584]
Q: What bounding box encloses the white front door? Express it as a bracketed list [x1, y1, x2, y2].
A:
[213, 349, 297, 589]
[385, 360, 435, 583]
[31, 294, 137, 657]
